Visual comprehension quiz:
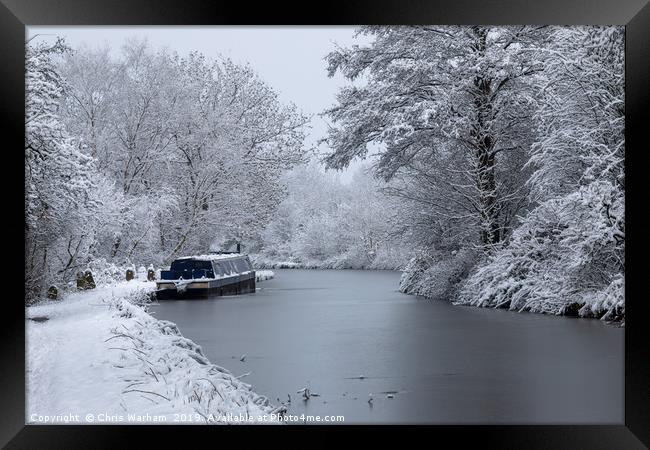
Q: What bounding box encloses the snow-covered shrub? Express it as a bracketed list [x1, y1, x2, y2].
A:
[84, 258, 129, 286]
[122, 286, 156, 308]
[248, 255, 302, 269]
[579, 275, 624, 322]
[400, 249, 479, 300]
[327, 245, 375, 269]
[255, 270, 275, 282]
[368, 245, 412, 270]
[457, 181, 624, 320]
[399, 251, 434, 296]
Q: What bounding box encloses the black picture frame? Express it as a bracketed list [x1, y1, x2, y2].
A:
[2, 0, 648, 447]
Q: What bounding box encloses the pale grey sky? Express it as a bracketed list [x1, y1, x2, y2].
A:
[27, 26, 371, 181]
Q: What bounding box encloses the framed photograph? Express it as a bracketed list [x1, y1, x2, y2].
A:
[2, 0, 648, 447]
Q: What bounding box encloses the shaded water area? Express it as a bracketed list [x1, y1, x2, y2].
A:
[151, 269, 623, 424]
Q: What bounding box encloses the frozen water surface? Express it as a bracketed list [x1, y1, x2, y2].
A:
[151, 269, 623, 424]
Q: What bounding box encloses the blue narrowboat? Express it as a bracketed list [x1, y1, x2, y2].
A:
[155, 253, 256, 299]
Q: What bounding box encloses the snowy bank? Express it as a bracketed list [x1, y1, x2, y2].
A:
[399, 245, 624, 324]
[250, 255, 406, 271]
[27, 282, 284, 424]
[255, 270, 275, 282]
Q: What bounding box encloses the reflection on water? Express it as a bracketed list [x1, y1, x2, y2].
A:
[151, 269, 623, 424]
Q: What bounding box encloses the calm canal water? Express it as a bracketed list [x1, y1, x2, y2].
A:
[150, 269, 623, 424]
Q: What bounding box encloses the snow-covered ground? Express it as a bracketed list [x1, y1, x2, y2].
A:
[26, 282, 284, 424]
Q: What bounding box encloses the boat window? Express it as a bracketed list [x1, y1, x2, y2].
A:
[222, 260, 235, 274]
[170, 259, 214, 273]
[234, 258, 250, 272]
[212, 262, 226, 276]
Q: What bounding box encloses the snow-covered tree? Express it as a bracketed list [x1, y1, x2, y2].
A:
[58, 42, 309, 266]
[323, 26, 547, 251]
[255, 161, 411, 269]
[457, 27, 624, 320]
[159, 53, 308, 259]
[25, 38, 99, 302]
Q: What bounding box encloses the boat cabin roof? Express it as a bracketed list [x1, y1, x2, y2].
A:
[174, 253, 247, 262]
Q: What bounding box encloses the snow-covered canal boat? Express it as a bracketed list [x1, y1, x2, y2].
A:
[155, 253, 256, 299]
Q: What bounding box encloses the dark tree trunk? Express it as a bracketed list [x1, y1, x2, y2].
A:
[475, 146, 500, 247]
[471, 27, 501, 250]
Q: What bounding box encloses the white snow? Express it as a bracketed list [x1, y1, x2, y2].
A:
[175, 253, 245, 261]
[26, 281, 284, 424]
[255, 270, 275, 282]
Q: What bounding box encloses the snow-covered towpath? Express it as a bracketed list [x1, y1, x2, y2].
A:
[26, 282, 283, 424]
